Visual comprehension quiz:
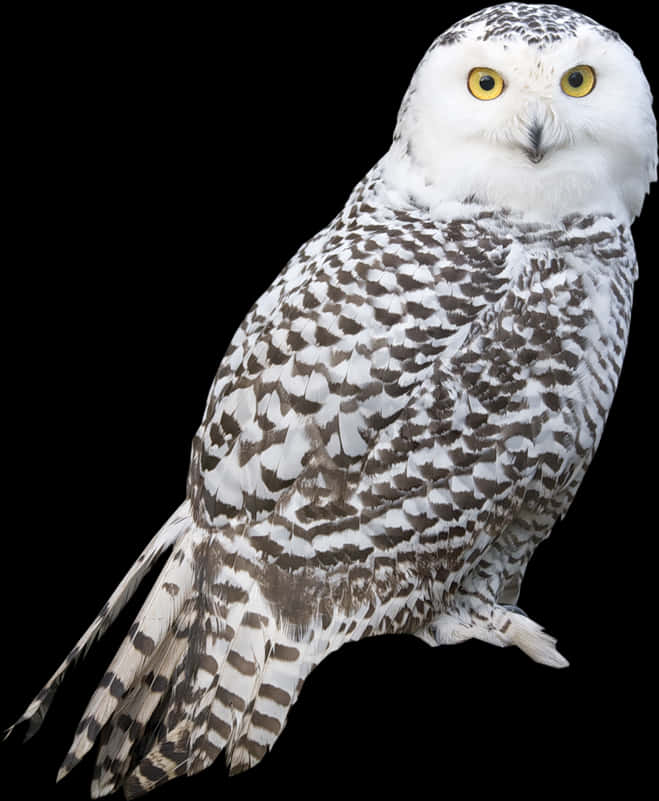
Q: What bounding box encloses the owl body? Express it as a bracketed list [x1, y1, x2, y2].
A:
[188, 163, 635, 653]
[7, 4, 655, 798]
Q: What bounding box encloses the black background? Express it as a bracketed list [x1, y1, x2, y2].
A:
[2, 3, 656, 798]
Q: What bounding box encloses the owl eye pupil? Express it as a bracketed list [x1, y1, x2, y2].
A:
[568, 71, 584, 88]
[479, 75, 496, 91]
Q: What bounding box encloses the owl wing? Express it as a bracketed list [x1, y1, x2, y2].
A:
[187, 190, 516, 532]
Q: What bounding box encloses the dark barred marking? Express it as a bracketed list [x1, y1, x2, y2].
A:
[198, 654, 219, 674]
[136, 758, 167, 784]
[258, 683, 292, 707]
[151, 674, 168, 693]
[227, 650, 258, 676]
[251, 710, 281, 735]
[208, 713, 231, 740]
[216, 686, 247, 712]
[109, 677, 126, 699]
[272, 644, 300, 662]
[86, 717, 101, 742]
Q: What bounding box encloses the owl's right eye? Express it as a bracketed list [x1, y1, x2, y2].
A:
[468, 67, 505, 100]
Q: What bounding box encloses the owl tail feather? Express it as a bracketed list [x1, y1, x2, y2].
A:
[7, 500, 315, 798]
[86, 540, 316, 799]
[3, 500, 192, 745]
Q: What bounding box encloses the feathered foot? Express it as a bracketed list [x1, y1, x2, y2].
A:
[418, 603, 569, 668]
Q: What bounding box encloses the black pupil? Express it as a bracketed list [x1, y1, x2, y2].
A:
[479, 74, 496, 91]
[568, 71, 584, 88]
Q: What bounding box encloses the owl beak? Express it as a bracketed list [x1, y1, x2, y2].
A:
[526, 121, 545, 164]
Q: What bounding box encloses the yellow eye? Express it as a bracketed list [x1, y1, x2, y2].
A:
[468, 67, 505, 100]
[561, 65, 596, 97]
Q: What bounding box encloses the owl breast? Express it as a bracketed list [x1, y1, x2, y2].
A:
[188, 163, 636, 539]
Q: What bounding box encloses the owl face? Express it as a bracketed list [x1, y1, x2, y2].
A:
[387, 5, 656, 224]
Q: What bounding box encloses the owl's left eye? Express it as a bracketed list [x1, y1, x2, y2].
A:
[468, 67, 505, 100]
[560, 65, 596, 97]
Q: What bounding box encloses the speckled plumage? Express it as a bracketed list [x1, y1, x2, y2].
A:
[433, 2, 620, 47]
[6, 4, 656, 798]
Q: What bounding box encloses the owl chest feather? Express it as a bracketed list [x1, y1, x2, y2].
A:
[189, 178, 635, 540]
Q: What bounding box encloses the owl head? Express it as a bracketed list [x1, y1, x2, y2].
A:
[384, 3, 657, 224]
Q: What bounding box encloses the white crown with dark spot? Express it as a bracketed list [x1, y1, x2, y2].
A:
[433, 2, 620, 48]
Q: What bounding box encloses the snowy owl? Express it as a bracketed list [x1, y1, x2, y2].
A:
[5, 3, 656, 798]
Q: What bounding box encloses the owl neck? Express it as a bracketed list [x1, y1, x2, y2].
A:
[379, 138, 634, 226]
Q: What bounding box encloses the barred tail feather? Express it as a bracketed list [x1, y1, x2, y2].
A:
[226, 630, 318, 777]
[117, 566, 316, 798]
[11, 511, 328, 798]
[89, 604, 197, 797]
[56, 519, 201, 782]
[4, 500, 192, 743]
